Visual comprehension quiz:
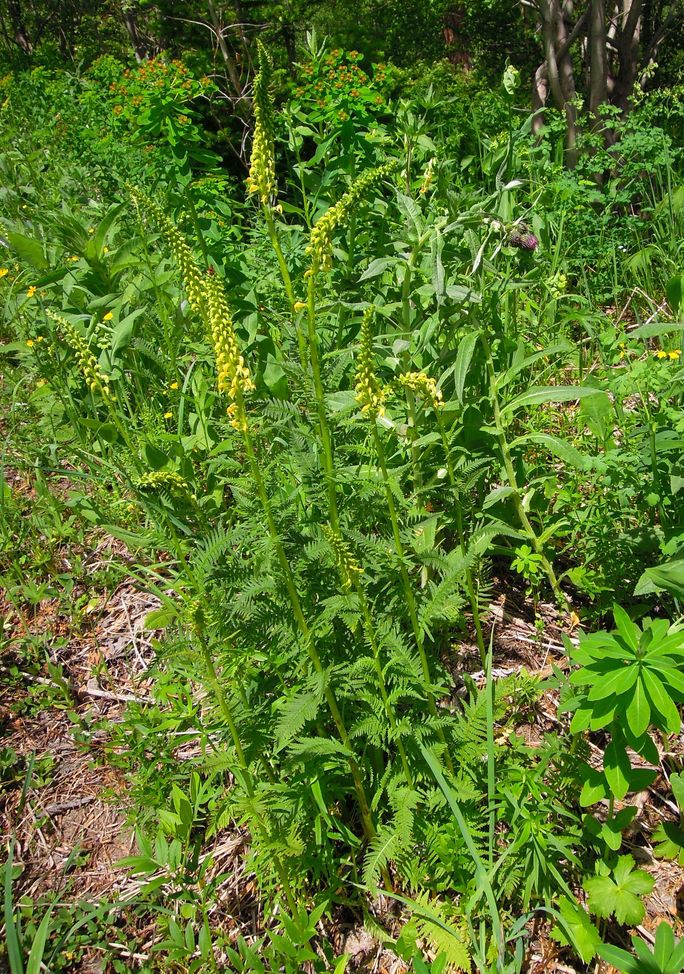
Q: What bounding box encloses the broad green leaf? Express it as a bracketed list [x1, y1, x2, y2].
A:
[359, 257, 395, 281]
[604, 739, 632, 800]
[111, 309, 144, 356]
[4, 841, 24, 974]
[635, 560, 684, 599]
[642, 668, 680, 734]
[551, 895, 601, 963]
[453, 331, 479, 403]
[579, 766, 607, 806]
[144, 604, 178, 630]
[263, 358, 289, 398]
[626, 677, 651, 737]
[653, 821, 684, 865]
[587, 664, 638, 701]
[612, 604, 640, 652]
[598, 943, 641, 973]
[509, 432, 597, 471]
[666, 273, 683, 314]
[482, 485, 515, 509]
[501, 385, 603, 416]
[498, 340, 572, 389]
[671, 772, 684, 810]
[7, 230, 48, 271]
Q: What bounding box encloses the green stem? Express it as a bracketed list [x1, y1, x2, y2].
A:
[238, 397, 376, 841]
[436, 410, 487, 667]
[480, 332, 568, 609]
[638, 382, 666, 526]
[263, 204, 309, 369]
[400, 253, 422, 493]
[264, 206, 296, 310]
[371, 425, 454, 773]
[306, 273, 340, 532]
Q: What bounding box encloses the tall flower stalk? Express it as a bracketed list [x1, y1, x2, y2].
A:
[303, 164, 395, 532]
[247, 41, 298, 324]
[201, 269, 377, 843]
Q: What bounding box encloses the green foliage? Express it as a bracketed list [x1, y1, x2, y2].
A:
[1, 20, 684, 974]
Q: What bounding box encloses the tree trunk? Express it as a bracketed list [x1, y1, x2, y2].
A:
[612, 0, 643, 111]
[122, 5, 148, 63]
[207, 0, 244, 99]
[7, 0, 31, 54]
[588, 0, 608, 116]
[539, 0, 579, 166]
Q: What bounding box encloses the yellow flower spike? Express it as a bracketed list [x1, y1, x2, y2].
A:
[136, 470, 190, 493]
[306, 163, 396, 276]
[103, 311, 114, 321]
[130, 187, 205, 317]
[247, 42, 276, 206]
[323, 525, 363, 591]
[46, 310, 111, 398]
[26, 286, 37, 298]
[204, 273, 254, 431]
[0, 268, 8, 278]
[354, 307, 386, 419]
[399, 370, 444, 410]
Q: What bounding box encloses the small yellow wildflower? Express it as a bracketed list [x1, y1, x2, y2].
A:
[25, 339, 34, 348]
[88, 227, 95, 234]
[164, 411, 173, 419]
[0, 268, 8, 278]
[103, 246, 109, 254]
[70, 255, 79, 262]
[293, 301, 307, 311]
[669, 350, 681, 361]
[169, 381, 179, 390]
[655, 350, 668, 360]
[26, 286, 37, 298]
[36, 336, 44, 343]
[103, 311, 113, 321]
[36, 378, 47, 387]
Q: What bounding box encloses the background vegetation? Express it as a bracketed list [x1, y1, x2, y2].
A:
[1, 2, 684, 972]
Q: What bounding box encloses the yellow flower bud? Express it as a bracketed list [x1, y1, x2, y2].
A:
[47, 311, 111, 398]
[323, 525, 363, 591]
[354, 308, 385, 419]
[247, 42, 276, 206]
[399, 370, 444, 410]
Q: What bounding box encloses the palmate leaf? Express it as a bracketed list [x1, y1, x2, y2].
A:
[584, 855, 654, 925]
